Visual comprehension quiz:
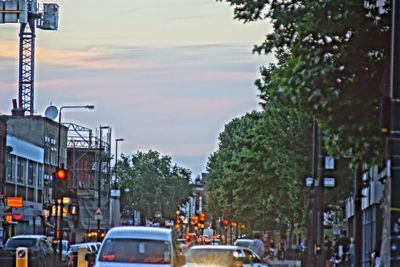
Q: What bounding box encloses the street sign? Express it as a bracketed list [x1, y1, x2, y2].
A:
[324, 156, 335, 170]
[94, 208, 103, 220]
[7, 197, 23, 208]
[165, 220, 174, 226]
[332, 222, 341, 236]
[110, 189, 120, 197]
[305, 177, 314, 187]
[324, 177, 336, 188]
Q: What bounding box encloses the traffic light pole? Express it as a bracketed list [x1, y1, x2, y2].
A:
[56, 107, 63, 263]
[389, 0, 400, 263]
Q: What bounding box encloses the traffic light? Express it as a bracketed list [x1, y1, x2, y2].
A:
[200, 212, 205, 222]
[193, 215, 199, 224]
[314, 244, 322, 254]
[223, 219, 229, 231]
[53, 168, 67, 197]
[175, 218, 182, 229]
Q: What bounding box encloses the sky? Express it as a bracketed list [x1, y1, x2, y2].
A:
[0, 0, 273, 176]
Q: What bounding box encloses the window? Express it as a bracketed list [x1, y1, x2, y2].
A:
[6, 156, 15, 182]
[17, 158, 26, 185]
[28, 161, 34, 186]
[99, 239, 171, 264]
[249, 249, 263, 263]
[38, 164, 43, 188]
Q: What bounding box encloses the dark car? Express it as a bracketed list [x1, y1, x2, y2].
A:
[0, 235, 54, 267]
[184, 245, 269, 267]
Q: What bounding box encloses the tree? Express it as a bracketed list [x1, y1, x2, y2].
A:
[118, 150, 192, 223]
[218, 0, 390, 165]
[207, 104, 314, 232]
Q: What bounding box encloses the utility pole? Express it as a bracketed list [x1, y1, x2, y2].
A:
[315, 120, 325, 267]
[96, 126, 109, 241]
[389, 0, 400, 263]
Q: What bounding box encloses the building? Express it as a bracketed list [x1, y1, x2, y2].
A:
[0, 111, 67, 243]
[65, 123, 111, 243]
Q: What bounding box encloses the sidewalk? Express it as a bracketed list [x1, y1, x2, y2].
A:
[266, 259, 302, 267]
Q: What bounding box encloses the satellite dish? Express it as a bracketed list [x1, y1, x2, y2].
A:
[45, 105, 58, 120]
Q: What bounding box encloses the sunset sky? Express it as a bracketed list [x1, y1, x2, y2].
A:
[0, 0, 273, 176]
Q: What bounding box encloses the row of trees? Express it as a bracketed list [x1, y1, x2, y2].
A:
[207, 0, 390, 234]
[118, 150, 192, 223]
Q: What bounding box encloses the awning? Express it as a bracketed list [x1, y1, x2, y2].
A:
[78, 196, 110, 230]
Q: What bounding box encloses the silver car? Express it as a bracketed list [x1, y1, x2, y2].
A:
[90, 226, 185, 267]
[183, 245, 269, 267]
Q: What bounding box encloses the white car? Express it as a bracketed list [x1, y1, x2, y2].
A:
[183, 245, 269, 267]
[88, 226, 185, 267]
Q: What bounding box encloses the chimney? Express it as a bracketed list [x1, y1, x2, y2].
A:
[11, 99, 24, 116]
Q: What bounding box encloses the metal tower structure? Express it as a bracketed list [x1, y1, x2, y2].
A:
[1, 0, 59, 114]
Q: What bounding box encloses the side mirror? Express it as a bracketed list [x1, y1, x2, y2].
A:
[85, 251, 96, 263]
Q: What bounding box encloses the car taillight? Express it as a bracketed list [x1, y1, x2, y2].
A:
[234, 261, 244, 267]
[102, 254, 116, 261]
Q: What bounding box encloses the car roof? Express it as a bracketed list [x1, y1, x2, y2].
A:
[235, 239, 254, 242]
[188, 245, 242, 250]
[8, 235, 46, 240]
[105, 226, 173, 241]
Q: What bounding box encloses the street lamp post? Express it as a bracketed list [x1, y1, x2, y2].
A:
[110, 138, 124, 228]
[55, 104, 94, 262]
[114, 138, 124, 189]
[97, 126, 110, 242]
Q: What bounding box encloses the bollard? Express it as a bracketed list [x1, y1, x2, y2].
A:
[77, 246, 88, 267]
[15, 247, 28, 267]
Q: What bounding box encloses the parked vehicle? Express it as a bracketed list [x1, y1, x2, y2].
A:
[69, 242, 99, 267]
[87, 226, 185, 266]
[57, 239, 73, 265]
[184, 245, 269, 267]
[0, 235, 54, 267]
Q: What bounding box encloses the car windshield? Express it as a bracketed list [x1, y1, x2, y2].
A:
[6, 238, 37, 249]
[99, 238, 171, 264]
[185, 248, 239, 265]
[235, 240, 253, 248]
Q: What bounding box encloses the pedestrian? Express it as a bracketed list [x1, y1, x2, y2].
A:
[270, 239, 276, 259]
[324, 235, 333, 267]
[278, 239, 286, 260]
[250, 232, 265, 259]
[336, 230, 351, 256]
[335, 230, 351, 266]
[263, 234, 271, 260]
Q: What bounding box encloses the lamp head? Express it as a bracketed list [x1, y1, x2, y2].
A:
[85, 105, 95, 110]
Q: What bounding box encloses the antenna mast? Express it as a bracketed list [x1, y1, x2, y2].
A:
[1, 0, 59, 114]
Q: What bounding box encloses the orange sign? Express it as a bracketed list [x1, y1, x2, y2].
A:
[7, 197, 23, 208]
[5, 215, 12, 223]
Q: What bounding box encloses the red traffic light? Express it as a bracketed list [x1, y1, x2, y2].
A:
[55, 168, 67, 179]
[223, 219, 229, 225]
